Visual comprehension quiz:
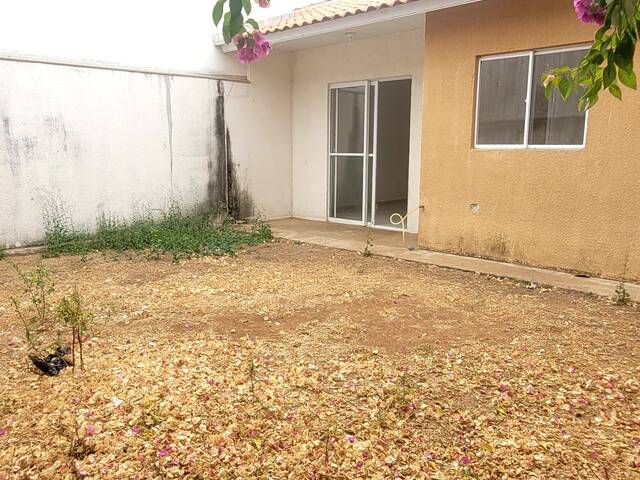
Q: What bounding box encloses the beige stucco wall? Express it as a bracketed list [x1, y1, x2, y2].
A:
[420, 0, 640, 281]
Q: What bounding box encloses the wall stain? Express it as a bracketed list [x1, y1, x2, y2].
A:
[2, 117, 40, 175]
[164, 76, 174, 189]
[212, 80, 254, 219]
[43, 115, 70, 153]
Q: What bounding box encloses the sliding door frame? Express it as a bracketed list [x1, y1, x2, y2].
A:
[327, 75, 412, 229]
[327, 80, 371, 226]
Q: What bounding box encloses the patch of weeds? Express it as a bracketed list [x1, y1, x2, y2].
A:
[0, 246, 6, 260]
[43, 204, 272, 260]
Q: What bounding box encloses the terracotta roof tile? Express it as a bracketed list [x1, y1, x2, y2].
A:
[260, 0, 416, 33]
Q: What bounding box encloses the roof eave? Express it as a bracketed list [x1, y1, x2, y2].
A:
[215, 0, 484, 52]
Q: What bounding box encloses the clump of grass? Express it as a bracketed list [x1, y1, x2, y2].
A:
[0, 247, 5, 260]
[43, 205, 272, 260]
[613, 254, 632, 306]
[614, 282, 631, 306]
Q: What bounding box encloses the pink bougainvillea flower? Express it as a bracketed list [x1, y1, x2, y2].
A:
[0, 428, 7, 436]
[236, 31, 272, 64]
[461, 455, 472, 465]
[237, 42, 257, 64]
[158, 446, 173, 457]
[131, 426, 141, 435]
[252, 31, 272, 59]
[574, 0, 606, 25]
[258, 0, 270, 7]
[346, 435, 356, 444]
[85, 424, 95, 436]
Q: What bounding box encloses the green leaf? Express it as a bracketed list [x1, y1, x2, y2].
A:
[603, 61, 617, 88]
[609, 82, 623, 100]
[623, 0, 637, 23]
[611, 4, 622, 28]
[619, 66, 637, 89]
[558, 76, 572, 101]
[241, 0, 252, 14]
[614, 35, 635, 69]
[245, 18, 259, 30]
[230, 0, 242, 15]
[222, 12, 232, 43]
[212, 0, 225, 25]
[226, 0, 244, 39]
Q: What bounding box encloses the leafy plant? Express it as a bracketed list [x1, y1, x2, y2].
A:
[10, 264, 59, 357]
[614, 253, 632, 305]
[544, 0, 639, 109]
[0, 246, 6, 260]
[57, 289, 94, 371]
[11, 265, 96, 375]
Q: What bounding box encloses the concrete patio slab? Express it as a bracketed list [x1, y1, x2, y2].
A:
[271, 218, 640, 302]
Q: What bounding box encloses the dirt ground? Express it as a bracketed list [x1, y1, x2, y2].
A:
[0, 240, 638, 479]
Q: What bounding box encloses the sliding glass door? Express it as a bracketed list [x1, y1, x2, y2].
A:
[328, 78, 411, 228]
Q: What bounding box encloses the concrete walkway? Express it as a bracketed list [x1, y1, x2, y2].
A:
[271, 218, 640, 302]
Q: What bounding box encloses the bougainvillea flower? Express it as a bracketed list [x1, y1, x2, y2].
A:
[574, 0, 606, 25]
[85, 424, 95, 436]
[258, 0, 270, 7]
[236, 31, 272, 64]
[237, 42, 257, 64]
[252, 31, 272, 59]
[158, 446, 173, 457]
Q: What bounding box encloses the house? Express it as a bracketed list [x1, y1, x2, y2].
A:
[235, 0, 638, 282]
[1, 0, 638, 283]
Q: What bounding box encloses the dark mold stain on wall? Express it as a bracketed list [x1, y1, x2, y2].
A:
[211, 80, 254, 219]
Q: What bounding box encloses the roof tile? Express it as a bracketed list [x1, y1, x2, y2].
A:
[260, 0, 416, 33]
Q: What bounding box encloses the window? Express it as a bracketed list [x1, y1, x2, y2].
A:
[475, 46, 589, 148]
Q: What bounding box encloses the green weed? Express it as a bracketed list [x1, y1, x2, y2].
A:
[43, 205, 272, 260]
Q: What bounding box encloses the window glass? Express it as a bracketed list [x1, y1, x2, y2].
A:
[336, 86, 365, 153]
[529, 49, 588, 146]
[476, 55, 529, 145]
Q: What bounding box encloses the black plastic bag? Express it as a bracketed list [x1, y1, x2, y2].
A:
[29, 346, 73, 376]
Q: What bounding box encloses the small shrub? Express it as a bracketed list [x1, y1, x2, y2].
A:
[0, 247, 6, 260]
[58, 289, 94, 371]
[11, 264, 94, 375]
[10, 264, 60, 357]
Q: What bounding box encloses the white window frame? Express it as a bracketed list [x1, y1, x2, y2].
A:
[474, 44, 591, 150]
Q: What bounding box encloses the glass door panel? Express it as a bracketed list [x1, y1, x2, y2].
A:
[328, 83, 368, 224]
